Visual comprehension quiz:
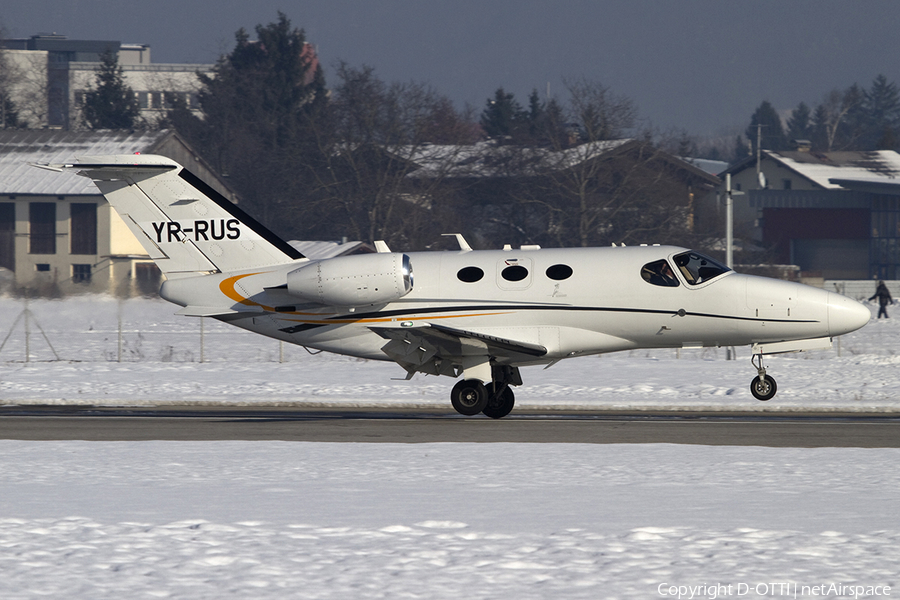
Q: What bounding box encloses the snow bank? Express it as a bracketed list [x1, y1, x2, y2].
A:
[0, 296, 896, 410]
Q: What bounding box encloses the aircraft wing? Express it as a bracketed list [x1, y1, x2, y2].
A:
[369, 323, 547, 378]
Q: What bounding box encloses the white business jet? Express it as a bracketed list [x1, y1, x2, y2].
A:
[39, 155, 870, 418]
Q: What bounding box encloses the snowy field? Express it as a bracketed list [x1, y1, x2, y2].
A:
[1, 442, 899, 599]
[1, 295, 900, 598]
[0, 294, 898, 411]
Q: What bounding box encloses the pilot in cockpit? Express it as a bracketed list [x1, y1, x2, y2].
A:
[641, 259, 679, 287]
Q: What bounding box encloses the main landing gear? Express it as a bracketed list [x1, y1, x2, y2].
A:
[750, 353, 777, 401]
[449, 366, 519, 419]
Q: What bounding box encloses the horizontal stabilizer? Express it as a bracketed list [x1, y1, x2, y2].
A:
[175, 306, 246, 317]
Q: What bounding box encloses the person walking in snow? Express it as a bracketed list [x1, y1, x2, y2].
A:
[870, 280, 893, 319]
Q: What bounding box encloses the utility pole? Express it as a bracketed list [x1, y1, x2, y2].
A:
[725, 174, 734, 270]
[724, 173, 745, 270]
[756, 123, 762, 180]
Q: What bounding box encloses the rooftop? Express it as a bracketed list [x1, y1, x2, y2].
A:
[0, 130, 173, 195]
[730, 149, 900, 189]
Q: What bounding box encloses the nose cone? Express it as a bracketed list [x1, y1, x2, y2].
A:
[828, 292, 871, 336]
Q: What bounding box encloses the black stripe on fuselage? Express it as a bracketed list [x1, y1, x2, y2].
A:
[274, 305, 816, 335]
[304, 304, 819, 325]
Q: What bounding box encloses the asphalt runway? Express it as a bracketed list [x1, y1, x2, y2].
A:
[2, 405, 900, 447]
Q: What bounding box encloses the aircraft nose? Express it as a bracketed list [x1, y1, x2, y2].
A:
[827, 292, 871, 336]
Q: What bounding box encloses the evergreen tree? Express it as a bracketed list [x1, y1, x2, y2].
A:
[785, 102, 812, 143]
[863, 75, 900, 149]
[178, 13, 327, 228]
[745, 101, 787, 153]
[732, 135, 750, 164]
[811, 103, 831, 151]
[81, 48, 140, 130]
[479, 88, 526, 139]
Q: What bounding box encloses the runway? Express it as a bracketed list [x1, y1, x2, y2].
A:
[2, 405, 900, 446]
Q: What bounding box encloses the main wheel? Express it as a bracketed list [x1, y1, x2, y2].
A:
[750, 374, 777, 401]
[450, 379, 489, 415]
[482, 383, 516, 419]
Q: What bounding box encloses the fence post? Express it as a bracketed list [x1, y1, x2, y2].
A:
[200, 317, 205, 363]
[24, 297, 30, 363]
[117, 298, 123, 363]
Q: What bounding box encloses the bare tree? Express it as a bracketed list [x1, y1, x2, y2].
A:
[13, 52, 50, 127]
[0, 34, 22, 128]
[303, 64, 477, 248]
[813, 87, 864, 151]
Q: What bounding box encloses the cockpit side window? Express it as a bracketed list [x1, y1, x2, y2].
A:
[673, 251, 730, 285]
[641, 259, 680, 287]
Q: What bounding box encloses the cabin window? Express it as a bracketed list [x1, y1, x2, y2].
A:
[546, 264, 573, 281]
[501, 265, 529, 282]
[641, 259, 680, 287]
[457, 266, 484, 283]
[673, 251, 730, 285]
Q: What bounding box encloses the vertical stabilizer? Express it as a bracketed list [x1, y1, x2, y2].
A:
[41, 154, 303, 276]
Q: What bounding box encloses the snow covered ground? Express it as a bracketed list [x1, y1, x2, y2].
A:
[0, 295, 897, 411]
[2, 442, 900, 599]
[1, 295, 899, 598]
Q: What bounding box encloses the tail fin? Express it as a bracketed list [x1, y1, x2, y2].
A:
[41, 154, 303, 276]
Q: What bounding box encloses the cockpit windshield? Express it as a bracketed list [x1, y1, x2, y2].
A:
[673, 251, 730, 285]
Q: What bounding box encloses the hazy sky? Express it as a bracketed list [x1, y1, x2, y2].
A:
[5, 1, 900, 138]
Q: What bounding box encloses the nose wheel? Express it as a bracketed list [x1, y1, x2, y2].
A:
[750, 354, 777, 401]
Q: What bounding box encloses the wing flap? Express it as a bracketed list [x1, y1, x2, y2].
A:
[369, 323, 547, 377]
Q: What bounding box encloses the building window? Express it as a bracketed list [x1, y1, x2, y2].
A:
[135, 262, 162, 296]
[35, 263, 50, 272]
[0, 203, 14, 271]
[70, 203, 97, 255]
[72, 264, 92, 284]
[783, 179, 792, 190]
[29, 202, 56, 255]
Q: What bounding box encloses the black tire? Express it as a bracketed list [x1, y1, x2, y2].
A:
[482, 383, 516, 419]
[450, 379, 489, 415]
[750, 374, 777, 401]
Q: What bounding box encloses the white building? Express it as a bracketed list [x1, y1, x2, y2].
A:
[0, 129, 238, 295]
[1, 34, 213, 130]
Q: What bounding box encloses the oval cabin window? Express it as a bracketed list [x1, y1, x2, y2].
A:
[501, 265, 529, 282]
[457, 266, 484, 283]
[546, 264, 573, 281]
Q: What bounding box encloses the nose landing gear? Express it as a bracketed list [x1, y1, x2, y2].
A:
[750, 354, 777, 401]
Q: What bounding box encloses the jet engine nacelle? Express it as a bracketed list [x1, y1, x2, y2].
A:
[286, 253, 413, 307]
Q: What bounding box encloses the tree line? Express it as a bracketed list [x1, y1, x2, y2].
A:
[698, 76, 900, 164]
[10, 15, 895, 250]
[53, 14, 701, 250]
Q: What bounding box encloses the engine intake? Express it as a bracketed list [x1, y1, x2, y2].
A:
[286, 253, 413, 307]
